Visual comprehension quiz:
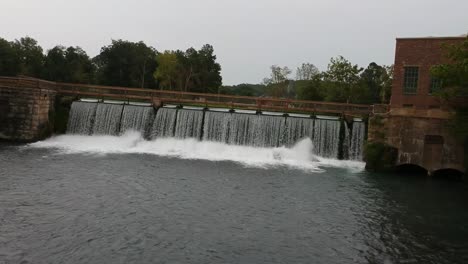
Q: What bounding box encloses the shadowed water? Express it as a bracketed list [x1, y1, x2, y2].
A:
[0, 137, 467, 264]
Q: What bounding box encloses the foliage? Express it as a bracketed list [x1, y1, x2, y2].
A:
[295, 78, 323, 101]
[94, 39, 158, 88]
[0, 38, 20, 76]
[360, 62, 393, 104]
[43, 46, 95, 83]
[13, 36, 44, 77]
[431, 37, 468, 142]
[263, 65, 291, 85]
[219, 83, 266, 96]
[155, 44, 222, 93]
[322, 56, 363, 103]
[296, 63, 319, 81]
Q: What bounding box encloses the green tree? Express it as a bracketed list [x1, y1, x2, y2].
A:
[431, 37, 468, 142]
[160, 44, 222, 93]
[0, 38, 20, 76]
[94, 40, 158, 88]
[295, 77, 324, 101]
[360, 62, 393, 104]
[263, 65, 291, 85]
[43, 46, 95, 83]
[154, 51, 179, 90]
[296, 63, 320, 81]
[322, 56, 363, 103]
[13, 36, 44, 77]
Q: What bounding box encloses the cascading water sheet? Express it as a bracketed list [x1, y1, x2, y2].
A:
[313, 119, 341, 159]
[67, 101, 98, 135]
[64, 101, 366, 161]
[92, 103, 124, 135]
[174, 109, 204, 139]
[348, 122, 365, 161]
[283, 117, 314, 147]
[120, 105, 155, 137]
[202, 111, 231, 143]
[150, 108, 178, 139]
[249, 115, 286, 147]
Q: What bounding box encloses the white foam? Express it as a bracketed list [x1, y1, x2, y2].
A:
[28, 132, 365, 172]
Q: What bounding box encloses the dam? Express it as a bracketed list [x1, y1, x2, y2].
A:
[66, 100, 366, 160]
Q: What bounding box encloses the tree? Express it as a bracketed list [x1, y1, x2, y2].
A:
[263, 65, 291, 85]
[154, 51, 179, 90]
[13, 36, 44, 77]
[0, 38, 20, 76]
[43, 46, 95, 83]
[360, 62, 393, 104]
[431, 37, 468, 142]
[94, 40, 158, 88]
[322, 56, 363, 103]
[157, 44, 222, 93]
[296, 63, 320, 80]
[295, 77, 324, 101]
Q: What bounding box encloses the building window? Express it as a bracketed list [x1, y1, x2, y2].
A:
[429, 77, 442, 94]
[403, 66, 419, 94]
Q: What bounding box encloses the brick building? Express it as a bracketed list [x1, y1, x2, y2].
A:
[390, 36, 465, 109]
[368, 35, 466, 176]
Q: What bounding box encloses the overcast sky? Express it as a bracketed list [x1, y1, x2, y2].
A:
[2, 0, 467, 85]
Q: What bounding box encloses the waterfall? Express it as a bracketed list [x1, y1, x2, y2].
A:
[174, 109, 204, 139]
[284, 117, 314, 147]
[67, 101, 97, 135]
[65, 101, 367, 161]
[92, 103, 124, 135]
[202, 112, 286, 147]
[202, 111, 231, 143]
[149, 108, 177, 139]
[249, 114, 286, 147]
[313, 119, 341, 158]
[349, 122, 365, 161]
[120, 105, 154, 137]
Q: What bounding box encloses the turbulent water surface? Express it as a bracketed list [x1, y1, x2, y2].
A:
[1, 134, 467, 264]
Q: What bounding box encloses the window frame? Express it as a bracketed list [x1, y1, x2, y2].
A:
[429, 76, 443, 95]
[403, 66, 419, 95]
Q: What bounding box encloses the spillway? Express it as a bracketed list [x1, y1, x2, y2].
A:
[66, 101, 367, 160]
[120, 105, 155, 137]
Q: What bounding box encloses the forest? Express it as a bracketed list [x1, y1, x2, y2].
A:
[0, 36, 392, 104]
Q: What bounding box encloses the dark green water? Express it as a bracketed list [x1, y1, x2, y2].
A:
[0, 139, 467, 264]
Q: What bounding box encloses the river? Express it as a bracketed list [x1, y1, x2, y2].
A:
[0, 134, 467, 264]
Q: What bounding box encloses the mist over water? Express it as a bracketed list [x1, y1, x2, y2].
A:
[29, 132, 365, 172]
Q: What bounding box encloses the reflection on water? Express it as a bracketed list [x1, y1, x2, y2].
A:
[0, 142, 467, 264]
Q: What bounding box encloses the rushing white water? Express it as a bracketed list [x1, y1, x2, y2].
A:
[67, 102, 97, 135]
[120, 105, 154, 136]
[29, 132, 365, 172]
[284, 117, 314, 147]
[150, 108, 177, 139]
[65, 102, 366, 161]
[313, 119, 341, 158]
[174, 109, 204, 139]
[202, 111, 286, 147]
[349, 122, 366, 161]
[92, 103, 124, 135]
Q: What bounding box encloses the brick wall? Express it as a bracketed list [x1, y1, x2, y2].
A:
[0, 85, 56, 142]
[390, 37, 465, 109]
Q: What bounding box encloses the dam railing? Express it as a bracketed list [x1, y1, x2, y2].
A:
[0, 76, 381, 117]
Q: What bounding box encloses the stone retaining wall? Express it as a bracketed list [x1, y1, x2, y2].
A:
[0, 85, 56, 142]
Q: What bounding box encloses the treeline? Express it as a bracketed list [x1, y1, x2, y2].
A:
[0, 36, 392, 104]
[222, 58, 393, 104]
[0, 36, 222, 92]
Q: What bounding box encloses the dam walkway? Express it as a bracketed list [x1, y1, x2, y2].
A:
[0, 76, 384, 117]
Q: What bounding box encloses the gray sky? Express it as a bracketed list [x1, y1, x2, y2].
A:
[2, 0, 467, 85]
